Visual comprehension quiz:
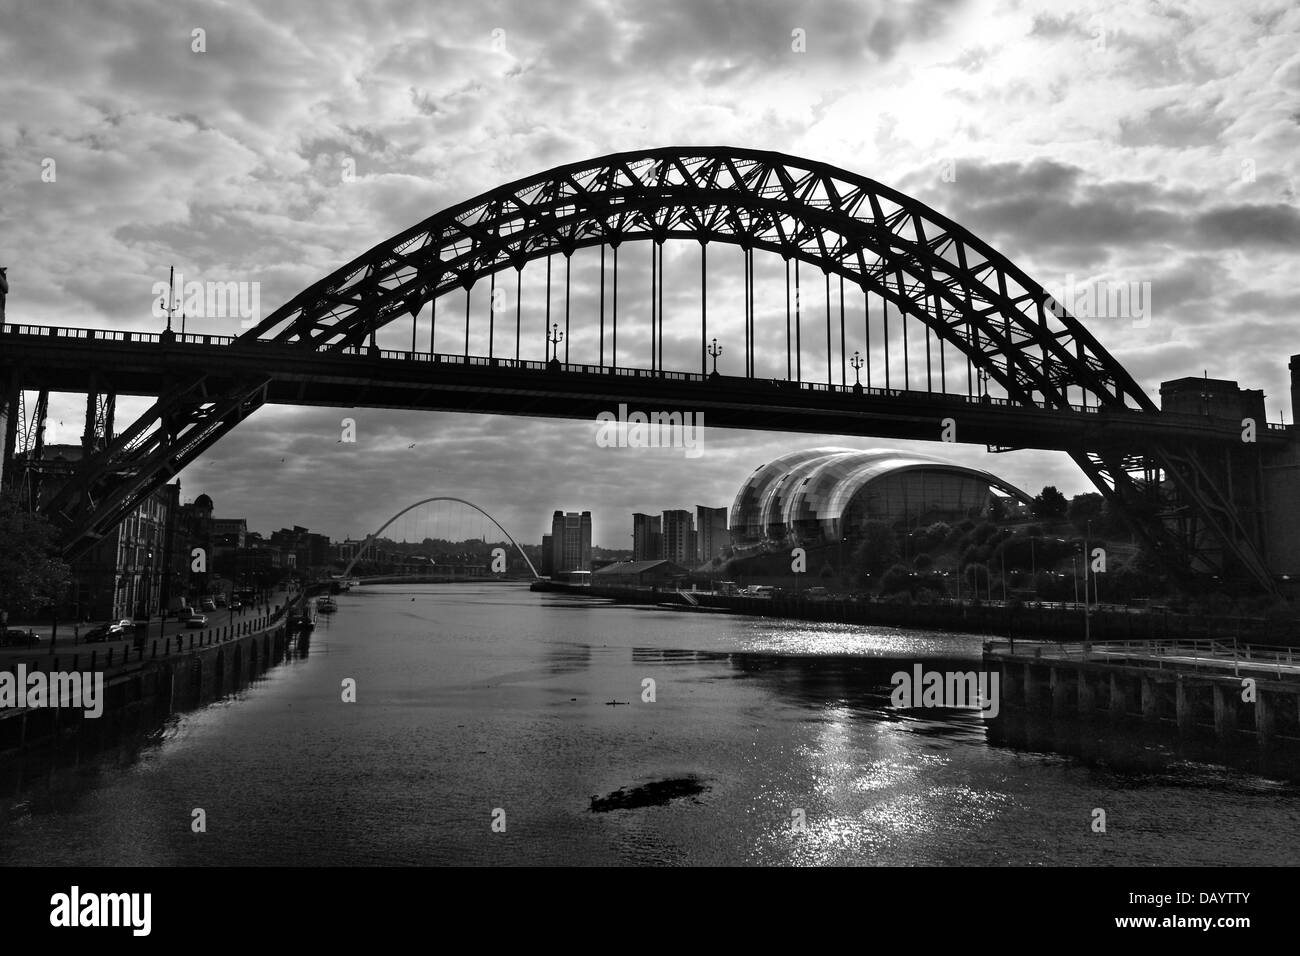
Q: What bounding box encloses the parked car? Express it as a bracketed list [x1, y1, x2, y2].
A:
[84, 621, 128, 643]
[1, 628, 40, 647]
[229, 600, 242, 612]
[200, 599, 216, 612]
[185, 614, 208, 629]
[215, 594, 228, 608]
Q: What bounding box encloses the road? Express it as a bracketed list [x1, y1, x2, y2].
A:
[0, 591, 297, 668]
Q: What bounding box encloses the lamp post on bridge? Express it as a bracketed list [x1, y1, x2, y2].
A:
[850, 351, 864, 393]
[547, 322, 564, 366]
[706, 337, 722, 378]
[160, 267, 179, 345]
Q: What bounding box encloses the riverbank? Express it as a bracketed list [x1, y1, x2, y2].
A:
[532, 580, 1300, 645]
[985, 638, 1300, 760]
[0, 590, 311, 755]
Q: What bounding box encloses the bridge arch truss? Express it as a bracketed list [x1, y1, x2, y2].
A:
[6, 147, 1275, 592]
[246, 147, 1152, 416]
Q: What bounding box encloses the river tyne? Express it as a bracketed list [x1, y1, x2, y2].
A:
[2, 583, 1297, 866]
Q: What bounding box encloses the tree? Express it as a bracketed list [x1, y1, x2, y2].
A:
[1032, 570, 1061, 600]
[1032, 485, 1068, 519]
[854, 520, 899, 576]
[988, 495, 1007, 523]
[0, 490, 71, 620]
[879, 563, 913, 595]
[880, 563, 948, 598]
[926, 521, 952, 547]
[965, 563, 990, 593]
[1067, 492, 1105, 535]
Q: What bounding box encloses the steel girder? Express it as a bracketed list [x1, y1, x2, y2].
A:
[80, 376, 116, 455]
[42, 148, 1273, 589]
[1074, 441, 1273, 592]
[4, 387, 49, 504]
[237, 146, 1273, 587]
[45, 375, 269, 560]
[243, 147, 1154, 414]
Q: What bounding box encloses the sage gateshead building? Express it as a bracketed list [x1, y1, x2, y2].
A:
[728, 447, 1033, 550]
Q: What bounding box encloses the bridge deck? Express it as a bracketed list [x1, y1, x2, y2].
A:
[2, 324, 1283, 451]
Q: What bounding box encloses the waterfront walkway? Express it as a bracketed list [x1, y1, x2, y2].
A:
[986, 638, 1300, 679]
[0, 588, 301, 676]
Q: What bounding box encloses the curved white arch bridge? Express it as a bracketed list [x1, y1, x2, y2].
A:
[339, 496, 540, 582]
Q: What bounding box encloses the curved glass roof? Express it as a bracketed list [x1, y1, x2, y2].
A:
[730, 447, 1032, 547]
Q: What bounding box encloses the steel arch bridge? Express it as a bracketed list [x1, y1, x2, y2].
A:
[247, 146, 1148, 413]
[0, 146, 1279, 592]
[339, 496, 540, 581]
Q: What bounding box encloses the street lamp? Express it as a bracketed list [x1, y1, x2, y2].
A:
[1074, 545, 1091, 654]
[143, 548, 154, 645]
[706, 337, 723, 377]
[547, 322, 564, 363]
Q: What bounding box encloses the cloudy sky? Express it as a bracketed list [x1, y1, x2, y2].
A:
[3, 0, 1298, 547]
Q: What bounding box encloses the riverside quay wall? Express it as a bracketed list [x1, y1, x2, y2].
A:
[984, 639, 1300, 766]
[988, 641, 1300, 740]
[536, 582, 1300, 646]
[0, 604, 308, 754]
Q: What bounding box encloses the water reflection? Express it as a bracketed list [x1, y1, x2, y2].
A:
[2, 585, 1298, 866]
[0, 627, 313, 826]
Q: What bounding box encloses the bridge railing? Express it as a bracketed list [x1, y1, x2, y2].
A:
[1083, 638, 1300, 676]
[4, 322, 1294, 432]
[2, 323, 238, 346]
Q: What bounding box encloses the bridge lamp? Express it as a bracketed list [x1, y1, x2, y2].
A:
[547, 322, 564, 363]
[706, 337, 723, 377]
